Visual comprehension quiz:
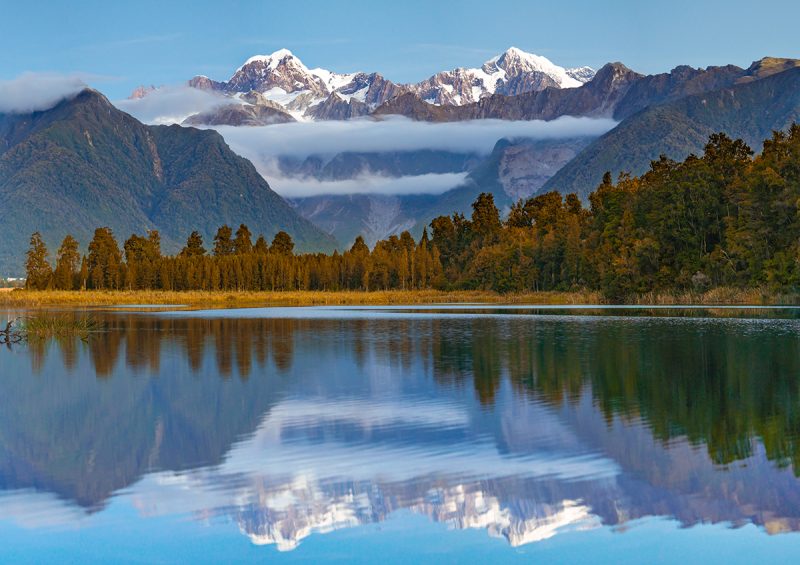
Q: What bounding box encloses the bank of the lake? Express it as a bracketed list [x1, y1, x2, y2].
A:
[0, 287, 798, 308]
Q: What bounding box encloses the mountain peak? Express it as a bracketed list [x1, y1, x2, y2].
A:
[482, 47, 585, 89]
[235, 48, 307, 75]
[743, 57, 800, 81]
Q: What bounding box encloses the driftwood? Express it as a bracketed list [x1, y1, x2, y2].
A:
[0, 318, 24, 346]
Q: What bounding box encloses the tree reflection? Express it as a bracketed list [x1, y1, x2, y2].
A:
[16, 311, 800, 476]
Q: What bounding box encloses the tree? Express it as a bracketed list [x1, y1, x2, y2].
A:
[25, 232, 52, 290]
[234, 224, 253, 255]
[181, 231, 207, 257]
[471, 192, 501, 240]
[213, 225, 235, 256]
[270, 231, 294, 256]
[123, 231, 162, 289]
[87, 227, 122, 289]
[78, 257, 89, 290]
[54, 235, 80, 290]
[254, 235, 269, 255]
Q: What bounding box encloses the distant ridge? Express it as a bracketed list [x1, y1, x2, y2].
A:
[0, 89, 335, 275]
[542, 66, 800, 198]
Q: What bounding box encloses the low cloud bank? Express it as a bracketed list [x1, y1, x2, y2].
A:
[115, 86, 234, 125]
[216, 116, 616, 158]
[114, 94, 616, 197]
[215, 116, 615, 197]
[271, 172, 470, 199]
[0, 73, 86, 114]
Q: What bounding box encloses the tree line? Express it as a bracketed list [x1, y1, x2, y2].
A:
[24, 125, 800, 298]
[24, 224, 443, 292]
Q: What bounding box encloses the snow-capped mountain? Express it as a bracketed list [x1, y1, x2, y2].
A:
[413, 47, 592, 105]
[178, 47, 595, 121]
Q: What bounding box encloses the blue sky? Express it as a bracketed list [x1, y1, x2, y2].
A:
[3, 0, 800, 99]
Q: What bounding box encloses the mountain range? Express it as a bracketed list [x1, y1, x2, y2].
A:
[0, 89, 334, 275]
[132, 50, 798, 238]
[3, 50, 800, 273]
[175, 47, 596, 123]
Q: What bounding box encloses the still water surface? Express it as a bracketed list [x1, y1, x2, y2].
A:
[2, 305, 800, 563]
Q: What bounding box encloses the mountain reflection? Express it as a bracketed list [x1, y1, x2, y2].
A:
[2, 308, 800, 549]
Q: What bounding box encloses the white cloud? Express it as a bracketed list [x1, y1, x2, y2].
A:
[0, 73, 86, 114]
[269, 172, 469, 198]
[111, 97, 615, 198]
[215, 115, 616, 158]
[115, 86, 234, 125]
[211, 116, 615, 197]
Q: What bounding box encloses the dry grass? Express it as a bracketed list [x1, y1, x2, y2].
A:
[0, 287, 796, 309]
[631, 287, 800, 306]
[0, 289, 602, 308]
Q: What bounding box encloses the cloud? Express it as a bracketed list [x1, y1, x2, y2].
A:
[115, 86, 235, 125]
[111, 101, 615, 198]
[268, 172, 469, 199]
[0, 73, 86, 114]
[209, 116, 615, 197]
[216, 116, 616, 158]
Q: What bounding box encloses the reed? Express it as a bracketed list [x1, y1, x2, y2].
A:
[18, 316, 104, 339]
[0, 287, 795, 308]
[0, 289, 603, 308]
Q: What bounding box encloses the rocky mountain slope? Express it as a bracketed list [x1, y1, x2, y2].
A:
[175, 53, 788, 127]
[542, 66, 800, 198]
[289, 137, 594, 247]
[162, 47, 595, 124]
[0, 90, 335, 275]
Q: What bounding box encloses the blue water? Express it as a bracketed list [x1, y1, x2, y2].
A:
[1, 305, 800, 562]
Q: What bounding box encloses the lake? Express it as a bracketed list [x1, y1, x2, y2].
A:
[2, 305, 800, 563]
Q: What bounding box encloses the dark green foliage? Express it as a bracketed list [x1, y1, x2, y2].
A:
[0, 89, 335, 275]
[430, 126, 800, 297]
[21, 126, 800, 298]
[544, 68, 800, 198]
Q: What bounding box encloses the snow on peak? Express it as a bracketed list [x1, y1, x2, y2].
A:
[566, 66, 596, 84]
[310, 67, 358, 91]
[484, 47, 583, 89]
[235, 49, 306, 75]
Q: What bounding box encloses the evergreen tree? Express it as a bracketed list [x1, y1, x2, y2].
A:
[54, 235, 80, 290]
[470, 192, 501, 240]
[180, 231, 207, 257]
[87, 227, 122, 289]
[25, 232, 52, 290]
[270, 231, 294, 256]
[234, 224, 254, 255]
[213, 225, 235, 256]
[254, 235, 269, 255]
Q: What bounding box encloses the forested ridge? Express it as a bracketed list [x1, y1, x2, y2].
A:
[22, 126, 800, 299]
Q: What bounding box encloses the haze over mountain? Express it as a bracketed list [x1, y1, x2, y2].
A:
[0, 89, 334, 275]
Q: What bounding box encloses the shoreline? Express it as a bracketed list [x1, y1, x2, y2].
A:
[0, 288, 797, 308]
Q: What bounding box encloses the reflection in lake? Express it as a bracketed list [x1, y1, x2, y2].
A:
[2, 307, 800, 557]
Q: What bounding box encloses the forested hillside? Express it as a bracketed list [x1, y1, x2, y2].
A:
[543, 68, 800, 198]
[0, 89, 334, 275]
[23, 126, 800, 300]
